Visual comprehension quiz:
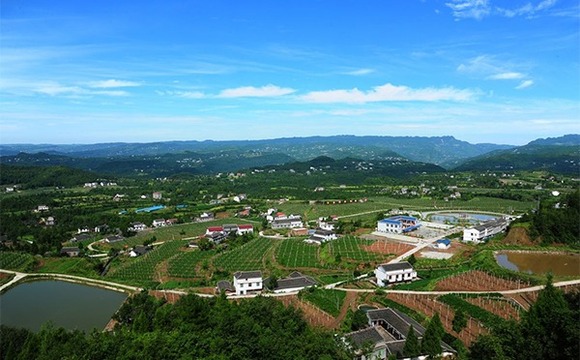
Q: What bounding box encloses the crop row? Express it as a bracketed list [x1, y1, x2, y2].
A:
[213, 237, 274, 272]
[108, 240, 187, 281]
[0, 252, 34, 271]
[167, 250, 215, 278]
[328, 236, 380, 262]
[276, 239, 320, 268]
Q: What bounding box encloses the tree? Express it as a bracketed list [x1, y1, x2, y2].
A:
[267, 275, 278, 290]
[407, 254, 417, 266]
[351, 309, 368, 331]
[469, 334, 507, 360]
[519, 274, 578, 360]
[421, 313, 443, 358]
[452, 308, 467, 333]
[403, 325, 420, 357]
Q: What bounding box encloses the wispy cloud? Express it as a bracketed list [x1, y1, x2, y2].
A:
[458, 55, 533, 84]
[446, 0, 491, 20]
[447, 0, 558, 20]
[157, 90, 205, 99]
[300, 83, 476, 103]
[217, 84, 295, 98]
[342, 68, 375, 76]
[516, 80, 534, 89]
[488, 72, 526, 80]
[496, 0, 557, 18]
[89, 79, 140, 88]
[33, 82, 129, 97]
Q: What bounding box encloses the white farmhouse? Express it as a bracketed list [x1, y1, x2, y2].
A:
[271, 217, 303, 229]
[152, 219, 166, 228]
[463, 218, 508, 243]
[375, 262, 417, 286]
[233, 270, 263, 295]
[377, 216, 420, 234]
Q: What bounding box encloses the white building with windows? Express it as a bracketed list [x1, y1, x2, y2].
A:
[375, 262, 417, 286]
[463, 217, 508, 243]
[233, 270, 263, 295]
[271, 217, 303, 229]
[377, 216, 420, 234]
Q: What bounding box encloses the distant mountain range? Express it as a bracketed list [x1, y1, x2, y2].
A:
[0, 135, 513, 166]
[0, 134, 577, 176]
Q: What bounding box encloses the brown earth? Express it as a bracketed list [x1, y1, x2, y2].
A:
[502, 227, 534, 246]
[435, 270, 531, 292]
[362, 241, 414, 256]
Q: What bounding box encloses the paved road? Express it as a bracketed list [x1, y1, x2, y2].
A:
[3, 268, 578, 301]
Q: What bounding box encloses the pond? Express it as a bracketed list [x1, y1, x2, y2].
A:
[429, 213, 497, 224]
[0, 280, 128, 332]
[495, 251, 580, 277]
[358, 304, 377, 312]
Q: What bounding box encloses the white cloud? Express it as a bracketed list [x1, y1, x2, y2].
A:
[516, 80, 534, 89]
[497, 0, 557, 18]
[157, 90, 205, 99]
[447, 0, 558, 19]
[34, 82, 129, 97]
[488, 72, 526, 80]
[446, 0, 491, 20]
[89, 79, 140, 88]
[218, 84, 295, 98]
[458, 56, 532, 83]
[342, 68, 375, 76]
[300, 83, 476, 103]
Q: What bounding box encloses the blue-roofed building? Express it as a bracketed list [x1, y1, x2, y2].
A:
[135, 205, 165, 213]
[434, 238, 451, 249]
[377, 215, 420, 234]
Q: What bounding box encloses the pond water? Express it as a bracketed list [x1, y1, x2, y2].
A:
[358, 304, 377, 312]
[495, 251, 580, 277]
[0, 280, 128, 332]
[430, 213, 497, 224]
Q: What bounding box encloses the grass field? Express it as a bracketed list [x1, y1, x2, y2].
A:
[0, 252, 35, 271]
[276, 196, 534, 221]
[276, 239, 321, 268]
[328, 236, 382, 263]
[213, 237, 275, 272]
[167, 250, 215, 278]
[35, 257, 99, 278]
[107, 240, 188, 284]
[301, 288, 347, 317]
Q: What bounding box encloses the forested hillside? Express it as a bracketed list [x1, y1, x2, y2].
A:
[0, 293, 349, 360]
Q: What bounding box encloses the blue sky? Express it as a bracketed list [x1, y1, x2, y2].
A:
[1, 0, 579, 145]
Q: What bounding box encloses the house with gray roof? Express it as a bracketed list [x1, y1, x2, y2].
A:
[233, 270, 263, 295]
[345, 307, 455, 360]
[375, 261, 417, 287]
[270, 271, 317, 293]
[216, 280, 235, 294]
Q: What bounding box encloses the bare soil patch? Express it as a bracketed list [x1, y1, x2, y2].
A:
[502, 227, 534, 246]
[362, 241, 414, 256]
[434, 270, 531, 292]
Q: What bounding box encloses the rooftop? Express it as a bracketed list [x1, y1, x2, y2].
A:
[377, 261, 414, 272]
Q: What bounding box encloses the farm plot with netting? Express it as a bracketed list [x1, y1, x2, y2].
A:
[276, 239, 321, 268]
[107, 240, 187, 283]
[213, 237, 274, 272]
[0, 252, 34, 271]
[465, 296, 521, 320]
[329, 236, 384, 263]
[167, 250, 215, 278]
[434, 270, 532, 291]
[385, 293, 487, 346]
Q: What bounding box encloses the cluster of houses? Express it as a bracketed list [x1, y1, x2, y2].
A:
[204, 224, 254, 244]
[344, 307, 455, 359]
[127, 218, 178, 232]
[216, 270, 318, 296]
